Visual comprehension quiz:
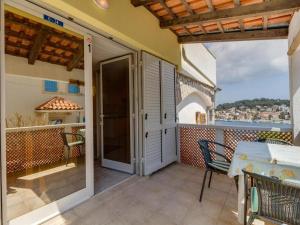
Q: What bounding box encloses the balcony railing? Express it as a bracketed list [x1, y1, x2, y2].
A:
[178, 123, 293, 168]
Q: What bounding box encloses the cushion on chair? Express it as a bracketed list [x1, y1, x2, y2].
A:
[251, 187, 259, 213]
[208, 160, 230, 172]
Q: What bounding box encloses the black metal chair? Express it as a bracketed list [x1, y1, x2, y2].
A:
[256, 138, 293, 145]
[243, 169, 300, 225]
[198, 139, 238, 202]
[61, 132, 85, 165]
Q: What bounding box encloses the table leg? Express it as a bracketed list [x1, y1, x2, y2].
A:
[238, 174, 245, 224]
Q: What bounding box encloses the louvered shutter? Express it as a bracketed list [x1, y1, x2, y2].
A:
[142, 52, 177, 175]
[161, 61, 177, 166]
[142, 52, 163, 175]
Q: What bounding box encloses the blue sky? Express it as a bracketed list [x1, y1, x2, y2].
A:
[205, 40, 289, 105]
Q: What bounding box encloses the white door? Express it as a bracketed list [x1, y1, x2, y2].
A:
[99, 55, 134, 174]
[142, 52, 177, 175]
[161, 61, 177, 165]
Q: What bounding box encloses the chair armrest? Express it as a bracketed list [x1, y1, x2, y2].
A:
[62, 133, 85, 146]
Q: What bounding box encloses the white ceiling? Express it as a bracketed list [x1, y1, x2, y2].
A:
[92, 35, 132, 67]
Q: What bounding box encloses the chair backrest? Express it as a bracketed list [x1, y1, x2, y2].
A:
[198, 140, 213, 167]
[257, 138, 293, 146]
[243, 170, 300, 225]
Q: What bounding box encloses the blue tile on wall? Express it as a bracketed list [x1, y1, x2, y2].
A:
[44, 80, 58, 92]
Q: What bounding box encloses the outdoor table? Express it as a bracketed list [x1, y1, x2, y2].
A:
[228, 141, 300, 224]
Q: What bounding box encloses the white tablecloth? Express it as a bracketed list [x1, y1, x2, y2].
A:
[228, 141, 300, 224]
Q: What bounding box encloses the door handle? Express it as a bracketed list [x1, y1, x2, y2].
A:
[165, 129, 167, 134]
[145, 113, 148, 120]
[164, 113, 167, 119]
[145, 132, 149, 138]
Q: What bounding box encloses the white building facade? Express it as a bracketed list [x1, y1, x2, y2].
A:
[177, 43, 217, 125]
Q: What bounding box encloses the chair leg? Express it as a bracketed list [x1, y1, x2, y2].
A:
[66, 147, 70, 166]
[199, 169, 209, 202]
[244, 186, 248, 225]
[247, 213, 256, 225]
[208, 170, 213, 188]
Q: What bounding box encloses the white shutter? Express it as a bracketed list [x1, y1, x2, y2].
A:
[144, 130, 162, 174]
[142, 52, 177, 175]
[142, 52, 163, 175]
[164, 127, 177, 165]
[161, 61, 177, 166]
[161, 61, 176, 127]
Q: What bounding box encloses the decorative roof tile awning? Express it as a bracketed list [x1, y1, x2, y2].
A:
[132, 0, 299, 43]
[35, 97, 83, 112]
[5, 8, 84, 71]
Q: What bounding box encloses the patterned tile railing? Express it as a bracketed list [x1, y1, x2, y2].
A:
[6, 123, 85, 173]
[178, 124, 293, 168]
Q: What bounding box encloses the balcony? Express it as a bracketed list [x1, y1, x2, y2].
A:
[40, 123, 293, 225]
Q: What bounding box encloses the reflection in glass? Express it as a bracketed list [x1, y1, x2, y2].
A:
[5, 8, 86, 220]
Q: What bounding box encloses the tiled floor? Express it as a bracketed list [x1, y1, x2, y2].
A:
[42, 163, 272, 225]
[94, 162, 132, 193]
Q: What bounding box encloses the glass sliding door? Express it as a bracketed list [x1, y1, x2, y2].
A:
[3, 3, 89, 223]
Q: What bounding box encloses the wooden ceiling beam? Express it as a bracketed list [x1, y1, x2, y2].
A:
[131, 0, 159, 7]
[5, 30, 79, 55]
[239, 20, 245, 32]
[263, 16, 268, 30]
[28, 27, 49, 65]
[158, 0, 192, 35]
[178, 28, 288, 43]
[217, 22, 224, 33]
[233, 0, 244, 32]
[233, 0, 240, 7]
[160, 0, 300, 28]
[159, 0, 175, 18]
[67, 45, 84, 71]
[5, 19, 82, 45]
[204, 0, 214, 11]
[180, 0, 194, 15]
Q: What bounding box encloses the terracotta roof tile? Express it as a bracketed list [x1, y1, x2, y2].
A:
[35, 97, 83, 111]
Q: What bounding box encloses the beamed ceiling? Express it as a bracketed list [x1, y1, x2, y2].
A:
[131, 0, 300, 43]
[5, 11, 84, 71]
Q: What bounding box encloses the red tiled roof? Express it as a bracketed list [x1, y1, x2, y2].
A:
[35, 97, 83, 111]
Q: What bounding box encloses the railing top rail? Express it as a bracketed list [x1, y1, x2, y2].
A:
[6, 123, 85, 133]
[178, 123, 293, 132]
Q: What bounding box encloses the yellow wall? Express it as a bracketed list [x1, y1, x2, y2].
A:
[38, 0, 181, 66]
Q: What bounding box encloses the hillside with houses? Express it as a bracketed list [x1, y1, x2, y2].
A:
[215, 99, 290, 122]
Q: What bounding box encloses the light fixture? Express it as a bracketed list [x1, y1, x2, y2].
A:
[93, 0, 109, 10]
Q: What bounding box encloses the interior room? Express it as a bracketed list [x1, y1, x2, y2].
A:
[4, 5, 134, 223]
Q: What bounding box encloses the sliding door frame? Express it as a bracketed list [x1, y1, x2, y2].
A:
[0, 0, 4, 224]
[1, 1, 93, 224]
